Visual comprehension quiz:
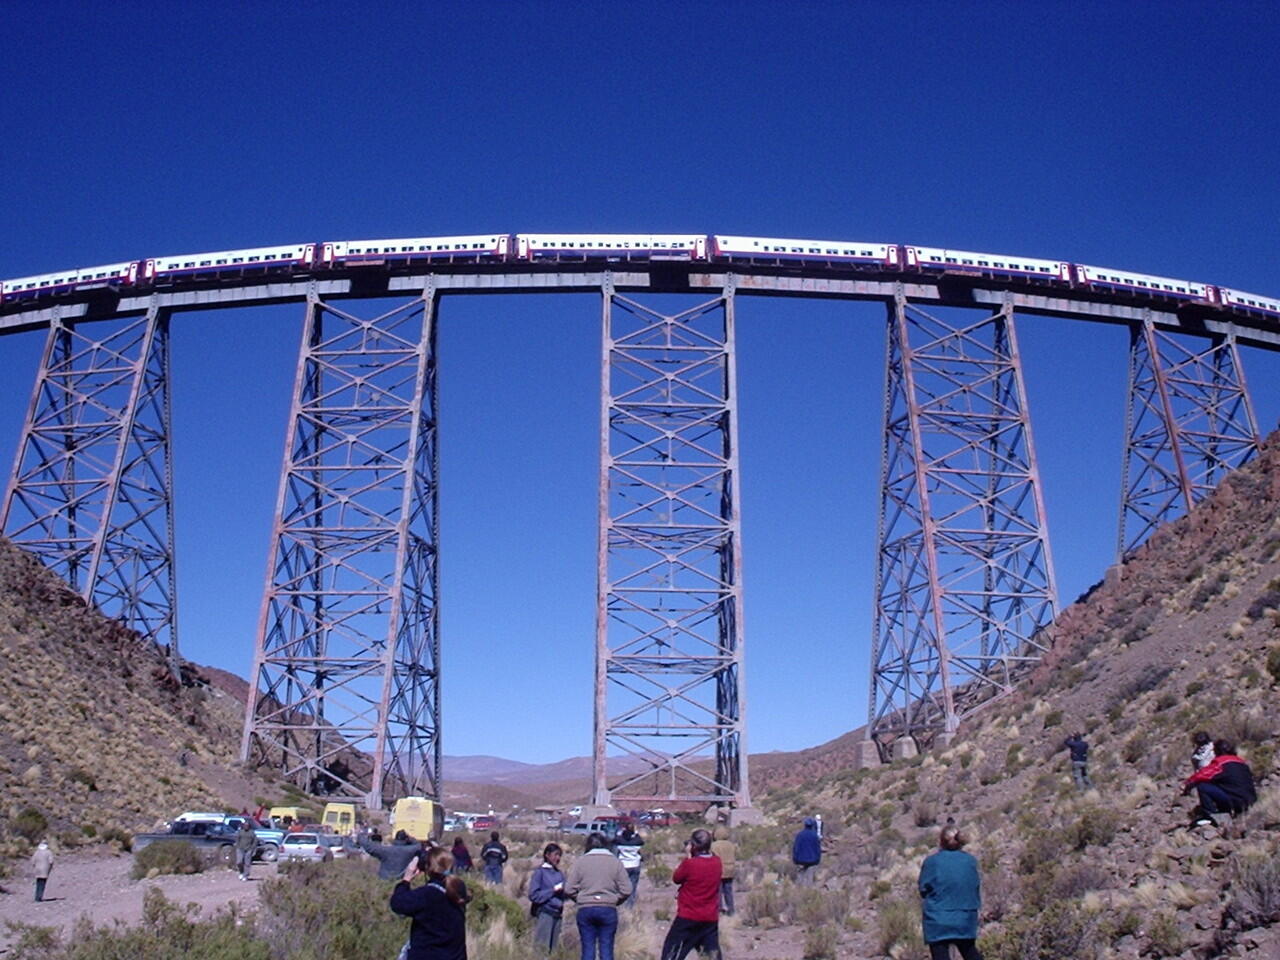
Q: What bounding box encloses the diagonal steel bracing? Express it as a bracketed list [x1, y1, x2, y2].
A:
[241, 286, 440, 808]
[1118, 315, 1260, 557]
[2, 306, 179, 674]
[869, 293, 1057, 757]
[593, 275, 750, 809]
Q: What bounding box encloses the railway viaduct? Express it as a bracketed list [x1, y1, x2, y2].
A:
[0, 245, 1270, 816]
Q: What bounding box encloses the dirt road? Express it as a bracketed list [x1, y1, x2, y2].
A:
[0, 848, 274, 953]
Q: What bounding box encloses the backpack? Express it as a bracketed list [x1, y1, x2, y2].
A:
[530, 900, 540, 918]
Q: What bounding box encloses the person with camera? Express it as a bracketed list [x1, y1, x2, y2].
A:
[660, 829, 723, 960]
[391, 846, 472, 960]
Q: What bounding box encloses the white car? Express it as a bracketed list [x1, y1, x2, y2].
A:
[280, 833, 334, 863]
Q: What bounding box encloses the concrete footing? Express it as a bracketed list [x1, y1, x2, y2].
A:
[727, 807, 765, 827]
[892, 737, 919, 761]
[852, 739, 882, 769]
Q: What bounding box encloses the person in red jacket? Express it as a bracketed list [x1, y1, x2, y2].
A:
[1182, 738, 1257, 825]
[660, 829, 723, 960]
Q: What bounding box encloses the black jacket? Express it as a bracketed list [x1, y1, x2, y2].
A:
[1063, 736, 1088, 763]
[391, 877, 468, 960]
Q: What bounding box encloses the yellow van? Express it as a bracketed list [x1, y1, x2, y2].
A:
[322, 802, 358, 837]
[390, 796, 443, 842]
[268, 806, 308, 828]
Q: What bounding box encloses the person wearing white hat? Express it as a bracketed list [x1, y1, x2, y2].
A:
[32, 842, 54, 902]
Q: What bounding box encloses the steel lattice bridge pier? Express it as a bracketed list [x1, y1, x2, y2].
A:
[1, 238, 1272, 808]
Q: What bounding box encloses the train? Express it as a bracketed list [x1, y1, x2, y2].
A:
[2, 233, 1278, 321]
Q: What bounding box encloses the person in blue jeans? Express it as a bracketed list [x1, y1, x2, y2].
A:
[563, 832, 631, 960]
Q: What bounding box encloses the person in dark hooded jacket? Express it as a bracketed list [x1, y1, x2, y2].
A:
[391, 846, 470, 960]
[792, 817, 821, 886]
[1182, 738, 1256, 823]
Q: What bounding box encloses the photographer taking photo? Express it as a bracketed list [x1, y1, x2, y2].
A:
[391, 846, 471, 960]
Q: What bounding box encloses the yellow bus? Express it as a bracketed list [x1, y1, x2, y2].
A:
[322, 802, 359, 837]
[390, 797, 444, 843]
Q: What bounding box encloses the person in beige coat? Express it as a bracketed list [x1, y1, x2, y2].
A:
[32, 842, 54, 902]
[563, 832, 631, 960]
[709, 825, 737, 916]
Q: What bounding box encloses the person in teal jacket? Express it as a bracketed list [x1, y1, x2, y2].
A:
[917, 827, 983, 960]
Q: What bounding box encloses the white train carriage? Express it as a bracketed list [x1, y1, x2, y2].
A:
[1075, 264, 1209, 300]
[1221, 287, 1280, 319]
[516, 234, 706, 261]
[143, 244, 315, 282]
[321, 234, 510, 266]
[711, 235, 899, 267]
[0, 261, 138, 301]
[907, 246, 1069, 281]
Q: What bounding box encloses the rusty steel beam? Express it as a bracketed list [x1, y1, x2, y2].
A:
[241, 284, 441, 808]
[592, 274, 752, 811]
[869, 292, 1057, 758]
[1118, 314, 1261, 557]
[1, 304, 179, 673]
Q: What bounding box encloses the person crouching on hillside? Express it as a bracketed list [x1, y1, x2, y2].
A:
[1182, 738, 1257, 825]
[1190, 731, 1214, 771]
[391, 846, 471, 960]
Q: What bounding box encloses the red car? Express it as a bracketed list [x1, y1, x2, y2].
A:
[471, 816, 497, 831]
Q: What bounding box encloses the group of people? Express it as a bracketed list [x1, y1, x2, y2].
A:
[523, 823, 733, 960]
[1062, 728, 1258, 825]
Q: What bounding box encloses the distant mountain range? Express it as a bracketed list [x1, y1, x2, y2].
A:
[443, 753, 650, 786]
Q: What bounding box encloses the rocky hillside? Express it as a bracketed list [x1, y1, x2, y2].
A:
[749, 436, 1280, 958]
[0, 538, 278, 861]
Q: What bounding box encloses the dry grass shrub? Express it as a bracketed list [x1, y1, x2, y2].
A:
[980, 899, 1109, 960]
[129, 839, 205, 879]
[876, 896, 926, 958]
[1224, 849, 1280, 929]
[801, 923, 838, 959]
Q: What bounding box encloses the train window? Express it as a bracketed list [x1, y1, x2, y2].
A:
[826, 249, 838, 255]
[930, 256, 942, 261]
[978, 260, 989, 266]
[184, 262, 195, 267]
[1040, 267, 1051, 273]
[216, 259, 227, 265]
[1163, 284, 1173, 290]
[945, 258, 957, 263]
[248, 256, 260, 262]
[993, 262, 1005, 268]
[861, 250, 871, 256]
[233, 258, 244, 263]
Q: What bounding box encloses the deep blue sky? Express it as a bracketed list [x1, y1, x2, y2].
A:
[2, 2, 1279, 764]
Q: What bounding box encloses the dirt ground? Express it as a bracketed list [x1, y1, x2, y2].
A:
[0, 847, 274, 953]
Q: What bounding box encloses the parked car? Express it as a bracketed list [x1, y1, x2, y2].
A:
[567, 819, 620, 840]
[318, 834, 357, 860]
[470, 816, 497, 832]
[281, 833, 334, 863]
[133, 821, 241, 863]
